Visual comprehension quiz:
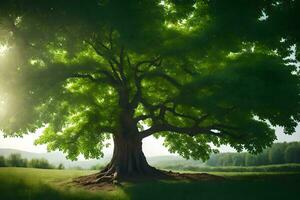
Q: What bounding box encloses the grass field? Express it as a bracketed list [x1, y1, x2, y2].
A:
[162, 163, 300, 172]
[0, 167, 299, 200]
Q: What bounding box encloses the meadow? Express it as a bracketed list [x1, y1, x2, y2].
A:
[0, 167, 299, 200]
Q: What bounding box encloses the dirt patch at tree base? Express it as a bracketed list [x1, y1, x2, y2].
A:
[73, 170, 226, 191]
[166, 171, 225, 181]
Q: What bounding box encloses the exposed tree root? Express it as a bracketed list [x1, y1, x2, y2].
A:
[73, 135, 225, 190]
[74, 165, 166, 185]
[73, 165, 225, 190]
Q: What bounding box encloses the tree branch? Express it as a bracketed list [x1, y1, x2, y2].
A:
[69, 73, 113, 85]
[165, 106, 209, 125]
[139, 71, 182, 88]
[134, 114, 153, 123]
[117, 45, 127, 84]
[95, 69, 118, 85]
[135, 56, 162, 70]
[86, 39, 122, 84]
[139, 123, 224, 139]
[130, 56, 163, 108]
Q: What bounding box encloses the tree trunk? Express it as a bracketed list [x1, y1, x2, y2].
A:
[100, 134, 159, 180]
[75, 133, 165, 185]
[75, 101, 164, 184]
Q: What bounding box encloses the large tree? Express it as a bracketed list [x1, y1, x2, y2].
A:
[0, 0, 299, 182]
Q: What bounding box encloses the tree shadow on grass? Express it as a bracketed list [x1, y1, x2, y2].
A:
[1, 173, 299, 200]
[123, 174, 300, 200]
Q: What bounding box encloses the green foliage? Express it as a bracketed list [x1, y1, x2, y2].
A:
[269, 143, 286, 164]
[0, 156, 6, 167]
[57, 163, 65, 170]
[90, 164, 105, 170]
[28, 158, 54, 169]
[6, 154, 27, 167]
[0, 153, 61, 169]
[285, 144, 300, 163]
[0, 0, 299, 161]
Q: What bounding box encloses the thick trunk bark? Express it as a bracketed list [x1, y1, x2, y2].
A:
[75, 133, 164, 185]
[101, 134, 159, 180]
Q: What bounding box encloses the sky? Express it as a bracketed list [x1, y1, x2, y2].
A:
[0, 125, 299, 158]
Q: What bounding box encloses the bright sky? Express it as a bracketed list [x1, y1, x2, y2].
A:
[0, 125, 299, 157]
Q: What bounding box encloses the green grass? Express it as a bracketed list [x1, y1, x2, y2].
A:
[0, 168, 128, 200]
[161, 163, 300, 172]
[0, 167, 299, 200]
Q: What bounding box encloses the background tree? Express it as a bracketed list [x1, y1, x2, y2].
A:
[245, 154, 258, 166]
[232, 153, 246, 166]
[0, 156, 6, 167]
[28, 158, 54, 169]
[6, 154, 27, 167]
[0, 0, 299, 183]
[57, 163, 65, 170]
[285, 143, 300, 163]
[269, 143, 287, 164]
[206, 142, 300, 166]
[254, 149, 270, 166]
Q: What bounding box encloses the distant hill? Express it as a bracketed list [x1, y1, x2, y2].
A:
[148, 155, 205, 167]
[0, 148, 204, 169]
[0, 148, 110, 169]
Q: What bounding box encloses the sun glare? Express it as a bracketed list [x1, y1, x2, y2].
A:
[0, 44, 9, 56]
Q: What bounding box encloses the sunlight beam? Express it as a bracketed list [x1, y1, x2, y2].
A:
[0, 44, 9, 56]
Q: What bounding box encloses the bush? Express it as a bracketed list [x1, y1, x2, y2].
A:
[57, 163, 65, 170]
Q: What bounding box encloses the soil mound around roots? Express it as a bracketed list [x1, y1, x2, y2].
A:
[73, 169, 225, 190]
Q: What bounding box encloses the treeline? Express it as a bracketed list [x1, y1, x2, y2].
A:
[0, 153, 64, 169]
[90, 164, 104, 170]
[164, 163, 300, 172]
[207, 142, 300, 166]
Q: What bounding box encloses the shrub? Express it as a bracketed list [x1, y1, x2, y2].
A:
[57, 163, 65, 170]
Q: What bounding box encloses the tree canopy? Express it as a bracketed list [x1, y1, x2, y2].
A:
[0, 0, 299, 162]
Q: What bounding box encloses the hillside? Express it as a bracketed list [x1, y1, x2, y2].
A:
[0, 148, 201, 169]
[0, 149, 110, 169]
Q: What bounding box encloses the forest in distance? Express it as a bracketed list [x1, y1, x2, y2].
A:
[0, 153, 64, 169]
[1, 142, 299, 171]
[207, 142, 300, 166]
